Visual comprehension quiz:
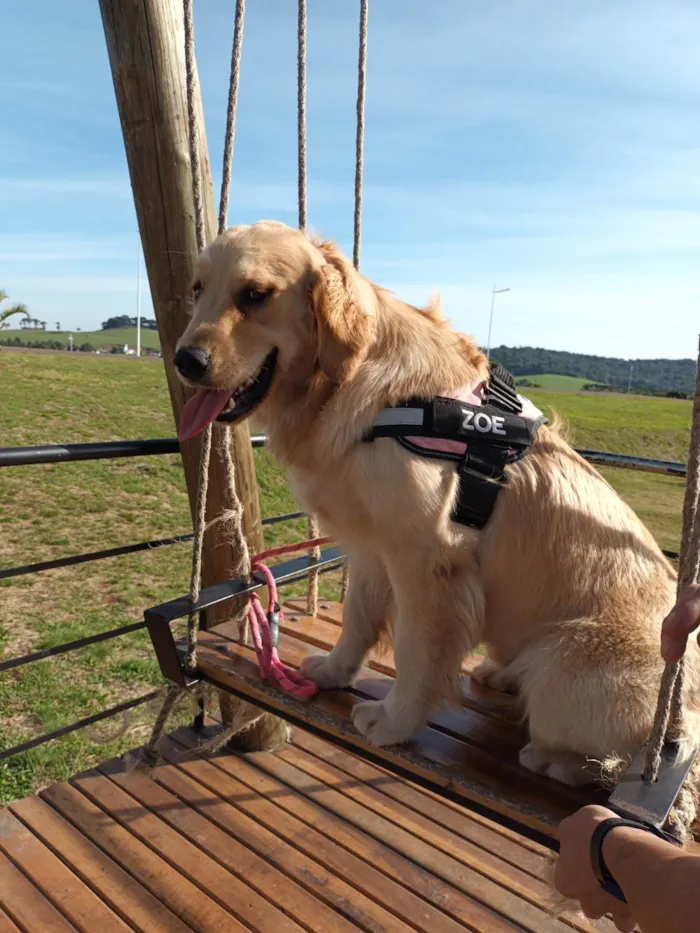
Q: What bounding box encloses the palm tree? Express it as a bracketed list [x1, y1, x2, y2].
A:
[0, 290, 30, 331]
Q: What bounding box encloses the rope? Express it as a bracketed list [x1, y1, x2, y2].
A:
[218, 0, 246, 235]
[353, 0, 368, 269]
[644, 335, 700, 786]
[220, 426, 253, 642]
[183, 0, 206, 253]
[296, 0, 323, 614]
[306, 515, 320, 616]
[339, 0, 369, 599]
[297, 0, 307, 232]
[185, 422, 212, 672]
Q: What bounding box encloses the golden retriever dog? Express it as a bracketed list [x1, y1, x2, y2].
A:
[175, 220, 700, 786]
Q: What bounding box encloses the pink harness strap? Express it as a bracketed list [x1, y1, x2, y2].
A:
[247, 562, 319, 700]
[243, 536, 331, 701]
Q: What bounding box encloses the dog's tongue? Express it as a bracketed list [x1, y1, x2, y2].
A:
[179, 389, 232, 441]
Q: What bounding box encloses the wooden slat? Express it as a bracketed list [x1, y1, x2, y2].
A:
[0, 810, 131, 932]
[196, 625, 600, 839]
[0, 906, 22, 933]
[170, 728, 530, 933]
[146, 743, 414, 933]
[167, 729, 519, 933]
[273, 741, 607, 933]
[286, 599, 343, 625]
[175, 728, 598, 933]
[41, 781, 252, 933]
[279, 610, 490, 688]
[10, 795, 190, 933]
[0, 849, 78, 933]
[98, 754, 378, 933]
[291, 730, 550, 878]
[279, 609, 700, 848]
[69, 769, 307, 933]
[281, 735, 615, 933]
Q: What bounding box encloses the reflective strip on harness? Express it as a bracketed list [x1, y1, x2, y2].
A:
[364, 365, 546, 530]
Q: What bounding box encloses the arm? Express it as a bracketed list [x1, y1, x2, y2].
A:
[661, 583, 700, 663]
[604, 819, 699, 933]
[556, 805, 700, 933]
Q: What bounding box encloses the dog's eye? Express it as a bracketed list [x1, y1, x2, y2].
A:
[239, 287, 273, 310]
[192, 281, 203, 300]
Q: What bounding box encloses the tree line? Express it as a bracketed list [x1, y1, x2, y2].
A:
[101, 315, 158, 330]
[490, 346, 695, 395]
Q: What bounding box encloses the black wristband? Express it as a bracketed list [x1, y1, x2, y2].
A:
[589, 817, 681, 903]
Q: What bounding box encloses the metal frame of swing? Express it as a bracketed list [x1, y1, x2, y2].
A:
[144, 547, 343, 687]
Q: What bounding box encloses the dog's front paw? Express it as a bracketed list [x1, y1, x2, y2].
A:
[300, 652, 354, 689]
[471, 658, 518, 694]
[519, 743, 592, 787]
[352, 699, 417, 746]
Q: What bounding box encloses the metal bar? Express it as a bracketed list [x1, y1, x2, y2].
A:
[0, 534, 195, 581]
[145, 548, 344, 685]
[0, 438, 180, 467]
[0, 690, 161, 763]
[0, 433, 266, 468]
[0, 434, 688, 477]
[1, 557, 344, 679]
[0, 621, 147, 674]
[262, 510, 305, 526]
[146, 547, 343, 625]
[0, 510, 303, 581]
[576, 449, 686, 478]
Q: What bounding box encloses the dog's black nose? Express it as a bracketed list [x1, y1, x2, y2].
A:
[174, 346, 211, 381]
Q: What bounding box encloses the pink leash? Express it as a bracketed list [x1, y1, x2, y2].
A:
[245, 536, 331, 700]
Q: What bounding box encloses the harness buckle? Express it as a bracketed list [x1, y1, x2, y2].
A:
[451, 446, 510, 529]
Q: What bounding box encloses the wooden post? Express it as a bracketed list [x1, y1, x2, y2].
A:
[99, 0, 286, 751]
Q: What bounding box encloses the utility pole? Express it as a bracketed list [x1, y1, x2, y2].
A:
[486, 286, 511, 362]
[136, 240, 141, 358]
[628, 362, 634, 394]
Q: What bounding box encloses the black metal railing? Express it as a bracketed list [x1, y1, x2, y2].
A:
[0, 435, 314, 764]
[0, 434, 687, 764]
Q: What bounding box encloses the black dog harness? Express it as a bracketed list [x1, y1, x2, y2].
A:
[364, 364, 546, 529]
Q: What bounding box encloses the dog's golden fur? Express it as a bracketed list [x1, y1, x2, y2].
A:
[178, 220, 700, 784]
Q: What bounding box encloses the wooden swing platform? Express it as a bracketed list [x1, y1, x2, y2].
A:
[195, 599, 612, 841]
[2, 598, 633, 933]
[2, 598, 696, 933]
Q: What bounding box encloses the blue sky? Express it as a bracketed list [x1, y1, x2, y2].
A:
[2, 1, 699, 359]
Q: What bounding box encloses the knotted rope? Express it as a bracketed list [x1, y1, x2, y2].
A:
[297, 0, 307, 233]
[641, 336, 700, 837]
[218, 0, 245, 236]
[295, 0, 322, 615]
[353, 0, 368, 270]
[340, 0, 369, 602]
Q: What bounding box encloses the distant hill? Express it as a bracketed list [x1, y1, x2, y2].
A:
[1, 328, 693, 394]
[490, 346, 695, 395]
[515, 374, 601, 392]
[0, 327, 161, 351]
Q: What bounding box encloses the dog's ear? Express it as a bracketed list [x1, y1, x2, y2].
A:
[309, 241, 372, 383]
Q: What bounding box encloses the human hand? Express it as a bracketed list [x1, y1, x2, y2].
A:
[661, 584, 700, 664]
[555, 806, 637, 932]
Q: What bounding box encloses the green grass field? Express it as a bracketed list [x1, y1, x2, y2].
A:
[519, 373, 599, 391]
[1, 327, 161, 350]
[0, 350, 691, 803]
